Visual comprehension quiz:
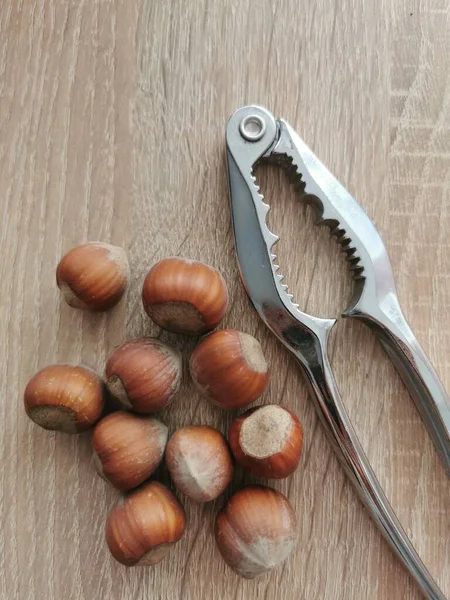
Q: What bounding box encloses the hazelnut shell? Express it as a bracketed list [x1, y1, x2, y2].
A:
[142, 257, 229, 335]
[165, 425, 233, 502]
[215, 485, 297, 578]
[229, 405, 303, 478]
[189, 329, 270, 409]
[106, 481, 186, 566]
[56, 242, 129, 312]
[92, 411, 168, 490]
[24, 364, 105, 433]
[105, 338, 182, 413]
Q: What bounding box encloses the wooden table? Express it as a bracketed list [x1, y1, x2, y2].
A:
[1, 1, 449, 599]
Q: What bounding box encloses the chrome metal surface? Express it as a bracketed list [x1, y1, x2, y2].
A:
[239, 114, 267, 141]
[226, 105, 450, 600]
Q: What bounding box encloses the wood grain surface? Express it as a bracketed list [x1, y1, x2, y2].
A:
[1, 1, 449, 599]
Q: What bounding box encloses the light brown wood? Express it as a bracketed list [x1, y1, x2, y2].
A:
[1, 0, 449, 598]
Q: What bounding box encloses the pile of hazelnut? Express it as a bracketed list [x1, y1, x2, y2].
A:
[23, 242, 304, 579]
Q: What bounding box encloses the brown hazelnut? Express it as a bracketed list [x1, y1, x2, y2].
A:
[215, 485, 297, 578]
[105, 338, 182, 413]
[24, 364, 105, 433]
[56, 242, 129, 312]
[165, 426, 233, 502]
[229, 405, 303, 478]
[106, 481, 186, 566]
[142, 257, 229, 335]
[92, 411, 168, 490]
[189, 329, 270, 409]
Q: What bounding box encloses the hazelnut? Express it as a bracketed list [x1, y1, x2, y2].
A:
[215, 485, 297, 578]
[92, 411, 168, 490]
[189, 329, 270, 409]
[142, 257, 229, 335]
[106, 481, 186, 566]
[165, 426, 233, 502]
[24, 364, 105, 433]
[56, 242, 129, 312]
[105, 338, 182, 413]
[229, 405, 303, 478]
